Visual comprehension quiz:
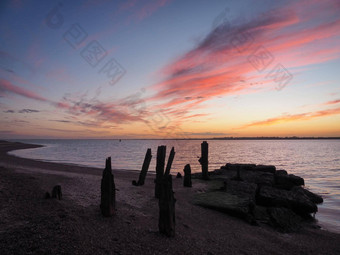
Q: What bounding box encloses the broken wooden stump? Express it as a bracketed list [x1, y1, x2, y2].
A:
[51, 185, 62, 200]
[155, 146, 166, 199]
[164, 147, 175, 176]
[157, 146, 176, 237]
[159, 173, 176, 237]
[132, 148, 152, 186]
[198, 141, 209, 180]
[100, 157, 116, 217]
[183, 164, 192, 187]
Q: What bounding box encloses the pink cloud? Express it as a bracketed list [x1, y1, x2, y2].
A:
[0, 79, 47, 102]
[146, 0, 340, 125]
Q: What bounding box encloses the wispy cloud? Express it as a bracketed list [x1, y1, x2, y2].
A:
[182, 132, 236, 137]
[3, 110, 15, 113]
[324, 99, 340, 105]
[0, 79, 47, 102]
[240, 106, 340, 128]
[18, 109, 40, 113]
[147, 0, 340, 124]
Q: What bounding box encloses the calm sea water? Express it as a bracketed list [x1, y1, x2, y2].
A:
[9, 139, 340, 233]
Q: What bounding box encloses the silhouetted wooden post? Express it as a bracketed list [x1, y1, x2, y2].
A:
[100, 157, 116, 217]
[132, 148, 152, 186]
[159, 173, 176, 237]
[155, 146, 166, 198]
[183, 164, 192, 187]
[198, 141, 209, 180]
[164, 147, 175, 176]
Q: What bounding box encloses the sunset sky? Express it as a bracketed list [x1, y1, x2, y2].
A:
[1, 0, 340, 139]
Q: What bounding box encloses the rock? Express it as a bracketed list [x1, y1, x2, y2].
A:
[254, 165, 276, 174]
[267, 207, 302, 232]
[44, 192, 51, 199]
[225, 163, 256, 171]
[193, 191, 252, 219]
[292, 186, 323, 204]
[276, 170, 288, 175]
[288, 174, 304, 186]
[176, 172, 182, 178]
[213, 169, 223, 175]
[254, 173, 274, 186]
[257, 185, 317, 216]
[225, 180, 257, 202]
[231, 165, 243, 181]
[275, 173, 304, 189]
[253, 205, 270, 223]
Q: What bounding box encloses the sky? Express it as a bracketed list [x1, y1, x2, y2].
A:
[0, 0, 340, 139]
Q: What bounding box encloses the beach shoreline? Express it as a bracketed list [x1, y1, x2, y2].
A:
[0, 140, 340, 254]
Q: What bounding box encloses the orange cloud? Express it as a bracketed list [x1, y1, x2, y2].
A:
[324, 99, 340, 105]
[240, 106, 340, 128]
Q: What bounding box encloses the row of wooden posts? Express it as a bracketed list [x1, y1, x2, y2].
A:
[100, 141, 209, 237]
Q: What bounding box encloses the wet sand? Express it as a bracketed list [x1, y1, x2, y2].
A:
[0, 140, 339, 254]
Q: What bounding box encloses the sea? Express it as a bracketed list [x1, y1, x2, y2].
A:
[9, 139, 340, 233]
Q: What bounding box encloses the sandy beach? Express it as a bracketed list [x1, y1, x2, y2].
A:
[0, 140, 339, 255]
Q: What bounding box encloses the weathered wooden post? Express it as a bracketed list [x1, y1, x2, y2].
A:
[155, 146, 166, 198]
[100, 157, 116, 217]
[183, 164, 192, 187]
[159, 174, 176, 237]
[51, 185, 62, 200]
[159, 148, 176, 237]
[198, 141, 209, 180]
[132, 148, 152, 186]
[164, 147, 175, 176]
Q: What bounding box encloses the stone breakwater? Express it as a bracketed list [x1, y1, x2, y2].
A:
[192, 163, 323, 232]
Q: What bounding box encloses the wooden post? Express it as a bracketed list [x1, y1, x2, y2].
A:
[155, 146, 166, 198]
[159, 173, 176, 237]
[132, 148, 152, 186]
[164, 147, 175, 176]
[100, 157, 116, 217]
[198, 141, 209, 180]
[183, 164, 192, 187]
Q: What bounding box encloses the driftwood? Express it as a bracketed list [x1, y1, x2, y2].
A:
[155, 146, 166, 199]
[100, 157, 116, 217]
[132, 148, 152, 186]
[198, 141, 209, 180]
[183, 164, 192, 187]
